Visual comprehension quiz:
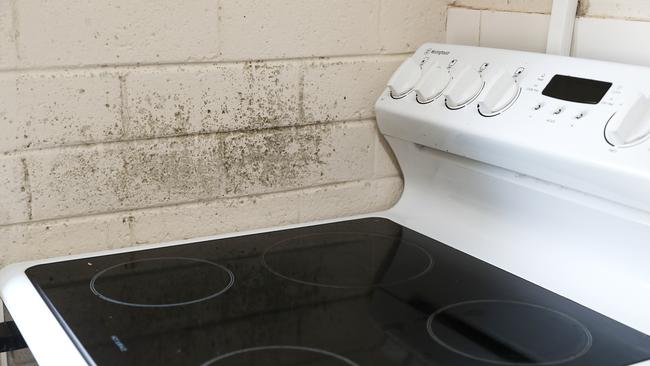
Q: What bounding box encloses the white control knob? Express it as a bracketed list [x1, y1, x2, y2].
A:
[414, 63, 451, 103]
[478, 69, 521, 116]
[605, 93, 650, 147]
[444, 65, 484, 109]
[387, 57, 421, 99]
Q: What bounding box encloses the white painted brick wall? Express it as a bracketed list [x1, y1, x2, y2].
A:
[2, 70, 123, 152]
[303, 56, 405, 123]
[219, 0, 382, 60]
[380, 0, 450, 52]
[14, 0, 221, 67]
[0, 158, 29, 224]
[0, 0, 447, 278]
[0, 1, 15, 70]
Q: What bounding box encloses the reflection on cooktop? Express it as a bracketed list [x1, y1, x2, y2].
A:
[426, 300, 592, 365]
[25, 218, 650, 366]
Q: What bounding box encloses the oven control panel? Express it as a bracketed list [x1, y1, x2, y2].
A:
[376, 43, 650, 212]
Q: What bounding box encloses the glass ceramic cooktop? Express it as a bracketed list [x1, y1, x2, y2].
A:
[26, 218, 650, 365]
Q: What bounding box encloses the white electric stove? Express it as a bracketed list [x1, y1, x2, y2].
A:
[1, 43, 650, 366]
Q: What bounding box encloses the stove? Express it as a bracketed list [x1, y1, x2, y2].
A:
[2, 43, 650, 366]
[19, 218, 650, 365]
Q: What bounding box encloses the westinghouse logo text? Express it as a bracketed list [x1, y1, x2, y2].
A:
[428, 49, 450, 55]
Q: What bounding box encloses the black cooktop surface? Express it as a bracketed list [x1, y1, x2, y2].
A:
[27, 218, 650, 365]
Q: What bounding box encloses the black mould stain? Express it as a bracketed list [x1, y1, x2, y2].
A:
[220, 125, 328, 196]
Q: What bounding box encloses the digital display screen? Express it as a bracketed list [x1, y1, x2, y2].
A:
[542, 74, 612, 104]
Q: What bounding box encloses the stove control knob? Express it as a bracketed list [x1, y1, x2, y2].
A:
[414, 63, 451, 103]
[387, 57, 421, 99]
[605, 93, 650, 147]
[478, 69, 521, 117]
[444, 65, 484, 109]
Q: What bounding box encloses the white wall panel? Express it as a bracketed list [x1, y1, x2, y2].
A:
[446, 7, 480, 46]
[447, 6, 650, 68]
[480, 10, 550, 52]
[572, 17, 650, 67]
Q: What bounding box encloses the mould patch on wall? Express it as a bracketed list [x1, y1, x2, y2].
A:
[197, 61, 302, 133]
[220, 125, 326, 196]
[119, 135, 224, 207]
[28, 148, 125, 220]
[577, 0, 590, 16]
[124, 62, 301, 140]
[302, 57, 403, 124]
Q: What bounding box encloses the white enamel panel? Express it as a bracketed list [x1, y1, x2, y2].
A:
[384, 137, 650, 339]
[377, 43, 650, 213]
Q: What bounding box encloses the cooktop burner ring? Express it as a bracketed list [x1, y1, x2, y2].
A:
[426, 299, 593, 365]
[261, 231, 434, 289]
[89, 257, 235, 308]
[199, 345, 360, 366]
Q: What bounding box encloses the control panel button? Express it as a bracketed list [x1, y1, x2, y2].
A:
[415, 63, 451, 103]
[552, 107, 565, 115]
[387, 57, 421, 99]
[444, 65, 484, 109]
[605, 93, 650, 147]
[477, 69, 521, 117]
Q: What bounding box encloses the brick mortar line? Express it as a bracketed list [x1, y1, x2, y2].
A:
[0, 53, 412, 75]
[0, 118, 378, 158]
[10, 0, 19, 65]
[19, 157, 32, 221]
[578, 13, 650, 22]
[118, 73, 128, 139]
[298, 63, 305, 124]
[0, 175, 402, 229]
[376, 1, 384, 53]
[448, 4, 551, 15]
[449, 4, 650, 28]
[478, 7, 483, 45]
[216, 0, 223, 57]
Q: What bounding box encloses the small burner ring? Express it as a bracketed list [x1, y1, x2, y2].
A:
[200, 345, 360, 366]
[90, 257, 235, 308]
